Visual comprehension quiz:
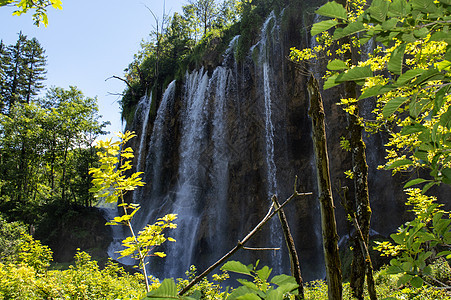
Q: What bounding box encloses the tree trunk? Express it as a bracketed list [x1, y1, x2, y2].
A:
[333, 1, 373, 297]
[272, 195, 304, 300]
[307, 75, 342, 300]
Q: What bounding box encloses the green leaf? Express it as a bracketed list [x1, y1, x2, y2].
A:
[410, 276, 424, 288]
[146, 278, 177, 299]
[333, 22, 366, 39]
[275, 283, 299, 294]
[401, 124, 426, 135]
[327, 59, 348, 71]
[398, 274, 413, 285]
[388, 0, 410, 17]
[382, 18, 399, 30]
[422, 181, 436, 194]
[271, 274, 298, 287]
[411, 0, 438, 13]
[256, 266, 271, 282]
[368, 0, 390, 22]
[236, 294, 261, 300]
[412, 68, 441, 86]
[388, 44, 406, 75]
[386, 265, 402, 274]
[359, 85, 395, 100]
[382, 97, 408, 117]
[395, 69, 425, 86]
[311, 20, 339, 36]
[236, 279, 261, 292]
[221, 261, 252, 275]
[445, 47, 451, 61]
[265, 290, 283, 300]
[413, 27, 429, 39]
[315, 1, 348, 20]
[442, 168, 451, 180]
[400, 32, 417, 43]
[227, 287, 255, 300]
[430, 31, 451, 44]
[336, 65, 372, 83]
[404, 178, 429, 188]
[433, 85, 451, 115]
[324, 74, 340, 90]
[385, 159, 413, 169]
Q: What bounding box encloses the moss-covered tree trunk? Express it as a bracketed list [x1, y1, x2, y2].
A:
[307, 75, 342, 300]
[332, 0, 374, 298]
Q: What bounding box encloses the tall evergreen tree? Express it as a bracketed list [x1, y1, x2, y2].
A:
[0, 40, 8, 111]
[4, 32, 27, 111]
[2, 33, 46, 112]
[22, 38, 46, 104]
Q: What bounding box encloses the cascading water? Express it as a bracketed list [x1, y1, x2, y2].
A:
[133, 92, 152, 203]
[207, 66, 231, 252]
[133, 81, 176, 229]
[254, 11, 284, 274]
[163, 70, 209, 277]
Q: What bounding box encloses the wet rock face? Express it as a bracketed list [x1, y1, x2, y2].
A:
[121, 4, 445, 281]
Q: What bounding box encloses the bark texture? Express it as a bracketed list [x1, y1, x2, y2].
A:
[307, 75, 342, 300]
[272, 195, 304, 299]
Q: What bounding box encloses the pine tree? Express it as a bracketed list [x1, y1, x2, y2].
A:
[4, 32, 27, 111]
[0, 40, 8, 112]
[22, 38, 46, 104]
[2, 33, 46, 112]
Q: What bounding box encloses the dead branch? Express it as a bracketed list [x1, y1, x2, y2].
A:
[243, 247, 281, 251]
[178, 191, 312, 296]
[272, 194, 304, 299]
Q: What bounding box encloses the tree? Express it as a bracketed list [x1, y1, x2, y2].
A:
[301, 0, 451, 291]
[0, 33, 47, 113]
[0, 86, 106, 223]
[89, 131, 177, 292]
[291, 1, 374, 297]
[0, 0, 62, 27]
[188, 0, 219, 36]
[22, 38, 46, 104]
[311, 0, 451, 191]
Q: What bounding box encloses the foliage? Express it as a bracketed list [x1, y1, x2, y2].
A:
[0, 86, 106, 224]
[0, 32, 47, 112]
[374, 188, 451, 288]
[177, 265, 229, 300]
[290, 0, 451, 296]
[220, 260, 299, 300]
[89, 131, 177, 292]
[0, 214, 26, 263]
[0, 0, 62, 26]
[0, 249, 146, 300]
[305, 0, 451, 193]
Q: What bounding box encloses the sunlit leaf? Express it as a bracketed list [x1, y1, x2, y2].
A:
[311, 20, 338, 36]
[382, 97, 408, 117]
[336, 65, 372, 83]
[315, 1, 348, 20]
[388, 44, 406, 75]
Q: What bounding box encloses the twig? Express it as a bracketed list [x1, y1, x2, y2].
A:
[243, 247, 281, 251]
[272, 192, 305, 299]
[178, 191, 312, 296]
[424, 275, 451, 289]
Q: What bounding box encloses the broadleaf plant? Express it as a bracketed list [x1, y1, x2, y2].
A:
[89, 131, 177, 292]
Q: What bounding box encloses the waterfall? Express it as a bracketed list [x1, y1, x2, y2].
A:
[254, 11, 284, 274]
[133, 81, 176, 230]
[163, 70, 209, 277]
[208, 66, 231, 253]
[133, 92, 152, 204]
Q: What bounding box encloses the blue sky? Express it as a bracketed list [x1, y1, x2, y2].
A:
[0, 0, 183, 139]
